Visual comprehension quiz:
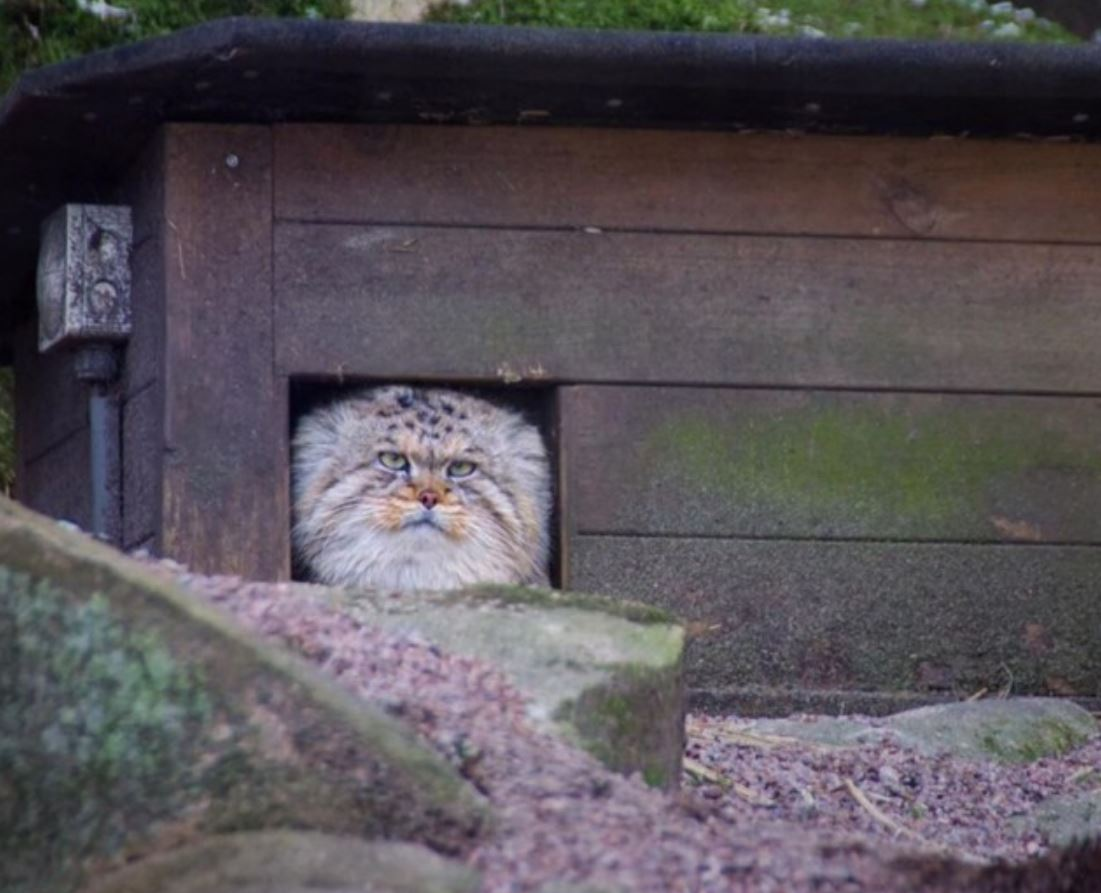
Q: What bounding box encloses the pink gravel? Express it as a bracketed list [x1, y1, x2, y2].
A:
[167, 566, 1101, 893]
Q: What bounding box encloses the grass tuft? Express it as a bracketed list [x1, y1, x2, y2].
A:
[1, 0, 350, 95]
[426, 0, 1079, 43]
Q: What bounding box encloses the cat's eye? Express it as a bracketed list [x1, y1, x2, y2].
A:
[447, 460, 477, 478]
[378, 451, 409, 472]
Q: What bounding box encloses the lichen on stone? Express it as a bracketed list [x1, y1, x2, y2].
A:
[0, 570, 210, 893]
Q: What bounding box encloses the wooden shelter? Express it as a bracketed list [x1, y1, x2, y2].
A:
[3, 19, 1101, 712]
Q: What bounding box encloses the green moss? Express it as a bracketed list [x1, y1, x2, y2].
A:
[642, 404, 1101, 535]
[554, 661, 684, 790]
[1, 0, 350, 96]
[978, 718, 1090, 763]
[0, 501, 491, 890]
[85, 832, 482, 893]
[427, 0, 1080, 43]
[337, 581, 686, 787]
[598, 693, 632, 723]
[0, 570, 210, 893]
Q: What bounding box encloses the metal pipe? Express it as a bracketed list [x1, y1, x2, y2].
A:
[88, 384, 121, 544]
[76, 344, 122, 545]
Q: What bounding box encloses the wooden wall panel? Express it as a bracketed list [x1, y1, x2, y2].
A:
[11, 315, 93, 531]
[13, 319, 87, 464]
[570, 536, 1101, 699]
[118, 132, 167, 399]
[561, 386, 1101, 543]
[161, 124, 289, 580]
[275, 124, 1101, 244]
[115, 132, 168, 552]
[20, 433, 90, 528]
[275, 223, 1101, 392]
[121, 382, 160, 550]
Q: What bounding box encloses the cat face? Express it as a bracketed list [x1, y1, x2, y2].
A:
[293, 386, 550, 591]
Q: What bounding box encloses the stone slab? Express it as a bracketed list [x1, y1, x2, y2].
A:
[332, 585, 686, 789]
[885, 697, 1099, 762]
[743, 697, 1099, 762]
[82, 832, 479, 893]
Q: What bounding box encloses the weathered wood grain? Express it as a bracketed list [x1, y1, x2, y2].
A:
[560, 386, 1101, 543]
[161, 124, 289, 580]
[570, 536, 1101, 698]
[12, 318, 87, 463]
[117, 132, 167, 399]
[114, 134, 169, 551]
[275, 124, 1101, 243]
[19, 431, 90, 529]
[274, 224, 1101, 392]
[690, 686, 963, 719]
[122, 382, 160, 550]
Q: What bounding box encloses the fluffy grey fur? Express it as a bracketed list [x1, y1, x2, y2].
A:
[293, 385, 550, 590]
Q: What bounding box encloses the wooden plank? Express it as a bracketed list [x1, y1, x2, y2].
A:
[275, 124, 1101, 243]
[117, 131, 167, 398]
[20, 430, 90, 529]
[690, 687, 963, 720]
[570, 536, 1101, 698]
[115, 133, 168, 552]
[122, 383, 160, 550]
[561, 386, 1101, 543]
[14, 133, 166, 535]
[161, 124, 289, 580]
[12, 319, 87, 463]
[274, 224, 1101, 392]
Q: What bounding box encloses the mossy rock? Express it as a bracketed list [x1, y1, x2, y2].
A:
[0, 497, 488, 893]
[1024, 790, 1101, 847]
[335, 584, 686, 789]
[742, 698, 1098, 764]
[81, 831, 479, 893]
[884, 698, 1098, 762]
[740, 716, 893, 749]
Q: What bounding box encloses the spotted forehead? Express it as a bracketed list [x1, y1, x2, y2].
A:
[355, 388, 493, 459]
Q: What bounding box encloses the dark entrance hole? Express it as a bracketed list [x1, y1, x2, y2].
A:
[288, 377, 561, 587]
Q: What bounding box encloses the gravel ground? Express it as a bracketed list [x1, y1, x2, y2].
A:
[165, 567, 1101, 893]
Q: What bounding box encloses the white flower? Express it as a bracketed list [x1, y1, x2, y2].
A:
[1014, 7, 1035, 23]
[841, 21, 863, 35]
[990, 1, 1015, 16]
[76, 0, 131, 21]
[755, 7, 792, 30]
[798, 24, 826, 38]
[992, 21, 1022, 37]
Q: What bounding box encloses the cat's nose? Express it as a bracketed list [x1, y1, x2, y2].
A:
[418, 489, 440, 510]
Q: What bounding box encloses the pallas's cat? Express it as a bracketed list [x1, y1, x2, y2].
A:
[293, 385, 550, 590]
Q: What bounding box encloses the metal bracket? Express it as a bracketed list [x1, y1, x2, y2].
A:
[36, 204, 133, 354]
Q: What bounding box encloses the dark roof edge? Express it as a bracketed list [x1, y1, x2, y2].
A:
[6, 16, 1101, 114]
[3, 18, 1101, 319]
